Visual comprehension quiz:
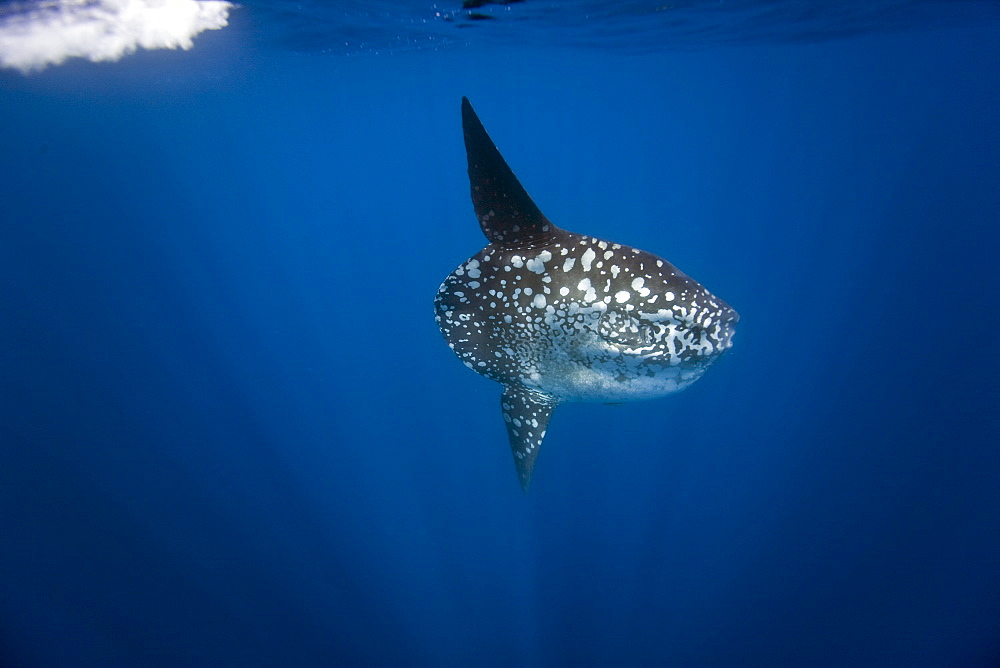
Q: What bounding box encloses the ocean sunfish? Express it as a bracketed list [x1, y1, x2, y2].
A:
[435, 97, 738, 492]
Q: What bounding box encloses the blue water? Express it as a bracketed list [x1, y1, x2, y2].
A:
[2, 1, 999, 665]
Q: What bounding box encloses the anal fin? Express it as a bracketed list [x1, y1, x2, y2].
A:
[500, 385, 557, 493]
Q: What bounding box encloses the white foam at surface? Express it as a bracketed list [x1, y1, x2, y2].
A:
[0, 0, 233, 73]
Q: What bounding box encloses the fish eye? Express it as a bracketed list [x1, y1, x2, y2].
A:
[639, 324, 653, 347]
[598, 308, 653, 350]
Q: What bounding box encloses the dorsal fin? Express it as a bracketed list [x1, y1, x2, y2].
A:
[500, 385, 557, 493]
[462, 97, 561, 247]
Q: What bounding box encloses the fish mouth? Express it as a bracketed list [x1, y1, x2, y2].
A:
[717, 305, 739, 349]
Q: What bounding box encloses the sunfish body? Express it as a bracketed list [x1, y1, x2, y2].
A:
[436, 98, 738, 492]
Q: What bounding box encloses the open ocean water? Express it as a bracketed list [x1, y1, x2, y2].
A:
[1, 1, 999, 665]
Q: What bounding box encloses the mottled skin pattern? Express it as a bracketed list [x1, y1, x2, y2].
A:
[436, 98, 738, 492]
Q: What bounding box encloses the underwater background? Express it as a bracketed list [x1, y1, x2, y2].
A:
[1, 1, 998, 665]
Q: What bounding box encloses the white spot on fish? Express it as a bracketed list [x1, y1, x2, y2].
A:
[526, 250, 552, 274]
[632, 276, 650, 297]
[615, 290, 631, 303]
[581, 247, 596, 272]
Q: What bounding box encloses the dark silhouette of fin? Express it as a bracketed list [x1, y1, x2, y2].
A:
[462, 97, 561, 247]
